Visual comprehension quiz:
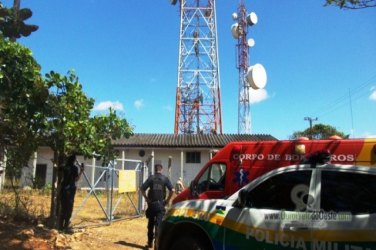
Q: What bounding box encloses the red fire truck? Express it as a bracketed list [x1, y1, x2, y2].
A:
[173, 137, 376, 204]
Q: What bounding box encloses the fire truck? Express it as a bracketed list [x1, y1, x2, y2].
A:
[160, 138, 376, 250]
[173, 137, 376, 204]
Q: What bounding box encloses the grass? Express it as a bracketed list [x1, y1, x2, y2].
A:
[0, 188, 142, 228]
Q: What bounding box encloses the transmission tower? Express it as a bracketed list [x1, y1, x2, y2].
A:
[171, 0, 222, 135]
[231, 0, 267, 134]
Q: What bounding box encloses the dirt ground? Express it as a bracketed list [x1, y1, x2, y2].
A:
[0, 216, 149, 250]
[0, 191, 151, 250]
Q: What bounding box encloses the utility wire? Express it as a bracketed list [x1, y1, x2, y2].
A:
[313, 73, 376, 119]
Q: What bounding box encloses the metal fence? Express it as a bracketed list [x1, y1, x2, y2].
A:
[71, 158, 147, 228]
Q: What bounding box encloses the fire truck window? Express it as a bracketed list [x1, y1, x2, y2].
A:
[197, 168, 210, 194]
[197, 163, 226, 193]
[320, 171, 376, 214]
[246, 170, 312, 211]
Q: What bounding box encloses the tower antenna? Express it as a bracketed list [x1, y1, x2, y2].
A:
[231, 0, 267, 134]
[171, 0, 222, 135]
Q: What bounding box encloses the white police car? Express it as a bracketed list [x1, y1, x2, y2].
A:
[158, 153, 376, 250]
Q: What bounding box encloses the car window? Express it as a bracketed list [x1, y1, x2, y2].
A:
[197, 163, 226, 193]
[245, 170, 312, 211]
[320, 170, 376, 214]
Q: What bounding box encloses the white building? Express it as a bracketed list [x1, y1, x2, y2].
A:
[18, 133, 275, 189]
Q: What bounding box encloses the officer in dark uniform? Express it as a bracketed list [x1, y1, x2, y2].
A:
[140, 164, 174, 248]
[59, 153, 84, 232]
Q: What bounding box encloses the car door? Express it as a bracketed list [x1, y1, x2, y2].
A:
[314, 166, 376, 250]
[222, 166, 315, 250]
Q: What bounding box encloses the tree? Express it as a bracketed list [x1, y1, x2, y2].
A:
[290, 123, 349, 140]
[43, 70, 95, 226]
[325, 0, 376, 9]
[90, 109, 133, 165]
[0, 0, 38, 40]
[44, 71, 133, 227]
[0, 38, 48, 212]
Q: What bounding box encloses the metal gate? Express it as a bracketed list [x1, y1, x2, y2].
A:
[71, 158, 148, 228]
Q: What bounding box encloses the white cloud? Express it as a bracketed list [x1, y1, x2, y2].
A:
[134, 99, 145, 110]
[369, 87, 376, 101]
[94, 101, 124, 111]
[249, 89, 269, 104]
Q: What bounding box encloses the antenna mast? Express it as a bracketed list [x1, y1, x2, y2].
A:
[231, 0, 267, 134]
[171, 0, 222, 135]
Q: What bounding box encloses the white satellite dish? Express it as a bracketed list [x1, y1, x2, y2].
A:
[231, 23, 240, 39]
[246, 63, 267, 89]
[232, 12, 238, 20]
[247, 38, 255, 47]
[246, 12, 258, 26]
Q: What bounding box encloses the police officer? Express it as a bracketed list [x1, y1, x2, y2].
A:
[59, 153, 84, 232]
[140, 164, 174, 248]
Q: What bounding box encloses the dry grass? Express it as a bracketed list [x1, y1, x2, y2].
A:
[71, 190, 142, 227]
[0, 189, 148, 249]
[0, 189, 141, 224]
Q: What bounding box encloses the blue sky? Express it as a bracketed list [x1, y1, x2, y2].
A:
[3, 0, 376, 139]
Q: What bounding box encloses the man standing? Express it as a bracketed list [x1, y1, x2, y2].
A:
[140, 164, 174, 248]
[59, 153, 84, 232]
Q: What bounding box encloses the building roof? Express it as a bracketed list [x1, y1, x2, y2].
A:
[113, 133, 277, 148]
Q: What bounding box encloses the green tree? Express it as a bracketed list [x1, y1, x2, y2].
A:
[0, 39, 48, 212]
[290, 123, 349, 140]
[90, 108, 133, 165]
[325, 0, 376, 9]
[44, 70, 95, 226]
[44, 71, 133, 227]
[0, 0, 38, 40]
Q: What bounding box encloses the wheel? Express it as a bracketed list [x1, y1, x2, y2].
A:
[170, 235, 209, 250]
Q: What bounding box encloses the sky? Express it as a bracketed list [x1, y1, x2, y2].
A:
[3, 0, 376, 139]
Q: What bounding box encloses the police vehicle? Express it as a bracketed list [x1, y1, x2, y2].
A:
[158, 151, 376, 250]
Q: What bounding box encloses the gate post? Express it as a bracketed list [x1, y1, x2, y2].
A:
[139, 161, 148, 212]
[106, 161, 115, 221]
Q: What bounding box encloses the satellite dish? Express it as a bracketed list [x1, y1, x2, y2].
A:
[231, 23, 240, 39]
[246, 12, 258, 26]
[247, 38, 255, 47]
[232, 12, 238, 20]
[170, 0, 178, 5]
[246, 64, 267, 89]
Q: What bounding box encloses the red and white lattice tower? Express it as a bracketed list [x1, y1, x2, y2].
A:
[171, 0, 222, 135]
[231, 0, 267, 134]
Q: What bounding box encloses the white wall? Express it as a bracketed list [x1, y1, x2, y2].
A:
[119, 148, 214, 187]
[19, 146, 220, 189]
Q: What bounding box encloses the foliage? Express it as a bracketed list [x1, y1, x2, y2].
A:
[290, 123, 349, 140]
[0, 39, 48, 179]
[44, 71, 133, 161]
[325, 0, 376, 9]
[91, 109, 133, 165]
[44, 70, 96, 159]
[43, 70, 133, 226]
[0, 1, 38, 40]
[1, 3, 132, 227]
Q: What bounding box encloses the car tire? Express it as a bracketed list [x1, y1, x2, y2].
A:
[170, 235, 208, 250]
